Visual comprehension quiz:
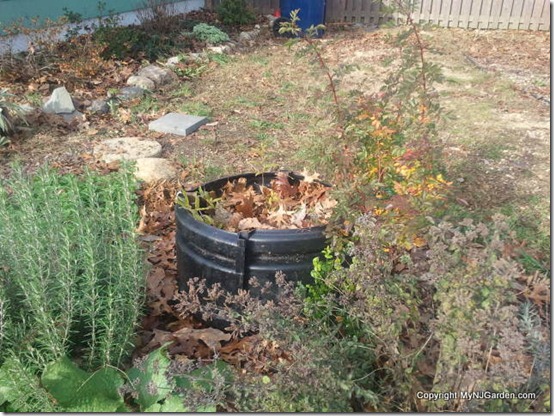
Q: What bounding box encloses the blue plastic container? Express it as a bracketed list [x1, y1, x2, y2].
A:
[280, 0, 326, 36]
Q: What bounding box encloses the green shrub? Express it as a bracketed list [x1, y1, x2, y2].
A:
[303, 213, 550, 412]
[192, 23, 230, 45]
[93, 25, 176, 60]
[427, 215, 549, 412]
[175, 274, 376, 412]
[0, 164, 146, 371]
[216, 0, 255, 26]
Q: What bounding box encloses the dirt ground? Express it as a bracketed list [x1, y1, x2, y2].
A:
[1, 25, 550, 240]
[175, 26, 550, 240]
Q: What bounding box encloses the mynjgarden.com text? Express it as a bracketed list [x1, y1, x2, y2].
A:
[417, 391, 537, 401]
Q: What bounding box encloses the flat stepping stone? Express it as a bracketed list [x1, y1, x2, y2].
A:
[148, 112, 209, 136]
[93, 137, 162, 163]
[134, 158, 177, 182]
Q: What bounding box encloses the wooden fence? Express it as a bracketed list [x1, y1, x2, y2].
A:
[204, 0, 550, 31]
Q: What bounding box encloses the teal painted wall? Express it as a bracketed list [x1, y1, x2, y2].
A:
[0, 0, 183, 28]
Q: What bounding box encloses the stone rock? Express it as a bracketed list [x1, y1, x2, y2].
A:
[239, 31, 252, 42]
[137, 65, 175, 86]
[188, 52, 208, 62]
[266, 14, 277, 27]
[239, 28, 261, 44]
[88, 99, 110, 114]
[93, 137, 162, 163]
[206, 45, 230, 54]
[166, 56, 182, 66]
[134, 158, 177, 182]
[148, 112, 209, 136]
[127, 75, 156, 91]
[117, 86, 145, 101]
[43, 86, 75, 114]
[61, 111, 84, 123]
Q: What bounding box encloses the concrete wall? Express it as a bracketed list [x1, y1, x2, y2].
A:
[0, 0, 204, 54]
[0, 0, 202, 28]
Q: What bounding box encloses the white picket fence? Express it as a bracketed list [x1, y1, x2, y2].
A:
[206, 0, 551, 31]
[327, 0, 551, 30]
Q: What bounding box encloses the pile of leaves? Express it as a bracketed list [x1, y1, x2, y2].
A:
[134, 180, 275, 364]
[178, 171, 337, 232]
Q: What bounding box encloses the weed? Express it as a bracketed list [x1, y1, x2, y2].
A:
[207, 52, 230, 65]
[249, 119, 284, 131]
[178, 155, 226, 183]
[172, 62, 208, 79]
[179, 101, 212, 117]
[204, 164, 225, 181]
[280, 10, 345, 121]
[24, 92, 43, 107]
[248, 54, 269, 66]
[136, 0, 180, 34]
[234, 96, 260, 108]
[170, 83, 193, 98]
[130, 94, 159, 116]
[254, 132, 272, 142]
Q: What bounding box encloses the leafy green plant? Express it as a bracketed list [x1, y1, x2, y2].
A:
[192, 23, 230, 45]
[175, 188, 221, 226]
[216, 0, 255, 26]
[127, 346, 229, 411]
[41, 357, 127, 412]
[0, 347, 230, 412]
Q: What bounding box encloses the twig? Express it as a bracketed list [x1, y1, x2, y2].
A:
[303, 35, 343, 122]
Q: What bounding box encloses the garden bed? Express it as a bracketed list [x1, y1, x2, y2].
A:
[0, 5, 550, 412]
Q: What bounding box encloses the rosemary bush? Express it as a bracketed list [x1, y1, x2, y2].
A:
[0, 164, 146, 371]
